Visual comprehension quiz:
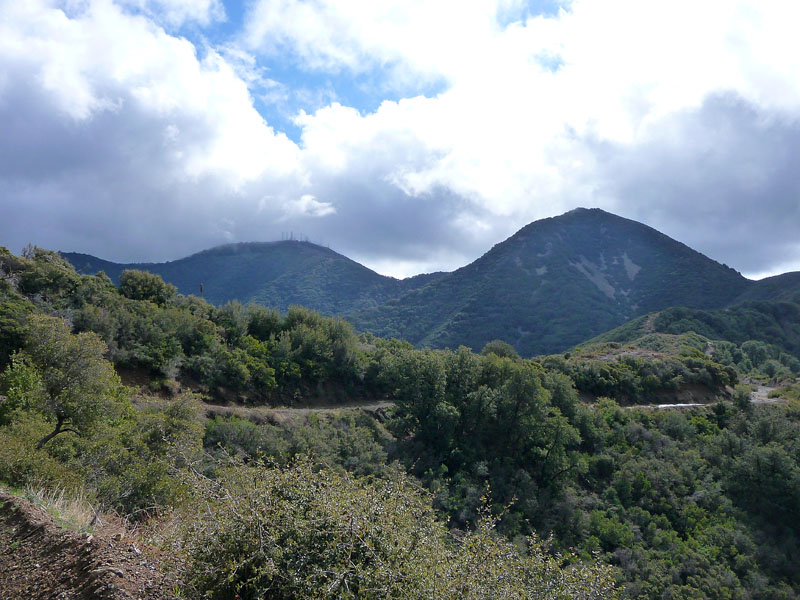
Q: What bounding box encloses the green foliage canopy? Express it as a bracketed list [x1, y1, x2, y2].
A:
[0, 314, 126, 448]
[119, 269, 177, 305]
[181, 457, 620, 600]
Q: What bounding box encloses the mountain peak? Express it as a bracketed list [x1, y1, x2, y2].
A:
[63, 209, 786, 357]
[563, 206, 601, 215]
[192, 239, 335, 258]
[351, 208, 752, 355]
[62, 240, 407, 314]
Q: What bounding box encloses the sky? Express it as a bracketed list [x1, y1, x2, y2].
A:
[1, 0, 800, 279]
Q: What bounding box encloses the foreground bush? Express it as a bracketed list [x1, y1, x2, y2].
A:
[179, 458, 619, 600]
[0, 415, 84, 493]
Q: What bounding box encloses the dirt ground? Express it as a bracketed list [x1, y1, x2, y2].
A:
[750, 385, 779, 404]
[202, 399, 394, 427]
[0, 491, 181, 600]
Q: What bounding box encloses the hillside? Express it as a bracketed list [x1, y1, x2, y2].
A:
[4, 245, 800, 599]
[352, 208, 752, 355]
[590, 300, 800, 368]
[733, 271, 800, 304]
[0, 490, 179, 599]
[63, 208, 800, 357]
[64, 241, 442, 314]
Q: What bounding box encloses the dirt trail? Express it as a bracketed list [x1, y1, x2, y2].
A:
[642, 313, 657, 334]
[202, 400, 394, 426]
[0, 491, 180, 600]
[633, 385, 779, 410]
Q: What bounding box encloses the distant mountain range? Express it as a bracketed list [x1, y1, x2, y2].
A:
[62, 208, 800, 356]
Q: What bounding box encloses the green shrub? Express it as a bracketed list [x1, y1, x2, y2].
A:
[0, 416, 84, 492]
[82, 395, 203, 517]
[204, 415, 291, 461]
[179, 458, 619, 600]
[119, 269, 177, 306]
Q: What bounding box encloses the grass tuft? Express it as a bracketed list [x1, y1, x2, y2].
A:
[23, 485, 101, 532]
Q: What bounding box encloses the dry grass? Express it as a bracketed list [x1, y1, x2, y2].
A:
[23, 485, 101, 532]
[11, 482, 185, 557]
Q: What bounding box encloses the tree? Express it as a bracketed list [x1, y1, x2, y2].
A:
[0, 295, 33, 368]
[119, 269, 176, 306]
[1, 315, 126, 448]
[480, 339, 520, 361]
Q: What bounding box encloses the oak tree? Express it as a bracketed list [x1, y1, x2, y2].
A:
[2, 315, 125, 448]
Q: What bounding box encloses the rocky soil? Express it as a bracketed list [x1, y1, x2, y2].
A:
[0, 491, 181, 600]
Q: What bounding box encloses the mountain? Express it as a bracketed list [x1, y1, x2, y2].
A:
[62, 208, 799, 356]
[64, 241, 444, 314]
[351, 208, 752, 355]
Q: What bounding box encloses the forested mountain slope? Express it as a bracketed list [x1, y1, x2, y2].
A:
[63, 208, 800, 357]
[352, 208, 752, 355]
[733, 271, 800, 304]
[590, 300, 800, 375]
[4, 246, 800, 599]
[64, 241, 443, 314]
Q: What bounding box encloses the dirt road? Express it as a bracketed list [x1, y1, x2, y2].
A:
[201, 400, 394, 426]
[633, 385, 779, 410]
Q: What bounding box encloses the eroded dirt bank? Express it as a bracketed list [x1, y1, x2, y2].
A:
[0, 491, 180, 600]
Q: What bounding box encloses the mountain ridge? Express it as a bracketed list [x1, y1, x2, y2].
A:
[61, 208, 799, 356]
[350, 208, 754, 354]
[65, 240, 434, 315]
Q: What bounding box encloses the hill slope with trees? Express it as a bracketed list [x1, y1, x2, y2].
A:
[351, 208, 753, 355]
[64, 241, 445, 314]
[3, 245, 800, 598]
[62, 209, 800, 357]
[591, 301, 800, 378]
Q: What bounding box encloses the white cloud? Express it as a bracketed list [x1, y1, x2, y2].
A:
[263, 0, 800, 271]
[282, 194, 337, 218]
[0, 0, 300, 186]
[242, 0, 501, 88]
[0, 0, 309, 263]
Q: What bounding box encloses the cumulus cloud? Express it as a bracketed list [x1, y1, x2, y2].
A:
[242, 0, 491, 86]
[266, 0, 800, 274]
[0, 0, 303, 260]
[2, 0, 800, 278]
[593, 95, 800, 276]
[1, 1, 298, 180]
